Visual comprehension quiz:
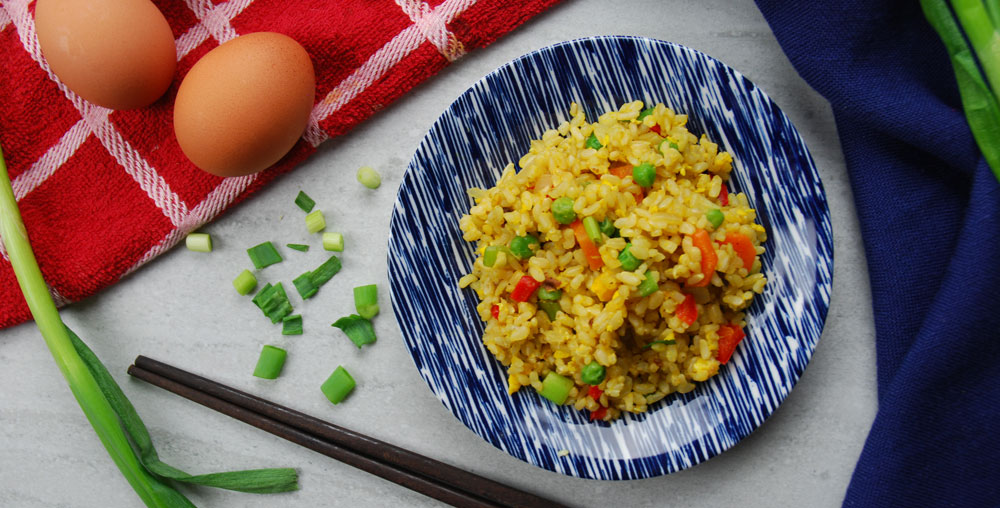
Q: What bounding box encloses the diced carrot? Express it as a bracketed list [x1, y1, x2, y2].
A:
[570, 220, 604, 270]
[717, 324, 746, 364]
[721, 231, 756, 271]
[609, 162, 631, 179]
[676, 293, 698, 326]
[688, 228, 717, 287]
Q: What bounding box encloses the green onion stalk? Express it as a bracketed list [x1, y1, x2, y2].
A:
[922, 0, 1000, 183]
[0, 144, 298, 506]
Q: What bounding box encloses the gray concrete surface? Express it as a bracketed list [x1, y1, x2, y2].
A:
[0, 1, 877, 506]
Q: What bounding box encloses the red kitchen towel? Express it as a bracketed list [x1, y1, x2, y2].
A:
[0, 0, 560, 329]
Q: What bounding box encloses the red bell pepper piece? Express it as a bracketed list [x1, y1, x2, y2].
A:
[588, 386, 603, 400]
[589, 406, 608, 421]
[676, 293, 697, 326]
[688, 228, 717, 287]
[717, 324, 746, 364]
[570, 220, 604, 270]
[510, 275, 540, 302]
[650, 124, 662, 135]
[719, 184, 729, 206]
[490, 304, 500, 320]
[721, 231, 756, 271]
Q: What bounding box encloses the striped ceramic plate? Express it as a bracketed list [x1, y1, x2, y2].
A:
[388, 36, 832, 480]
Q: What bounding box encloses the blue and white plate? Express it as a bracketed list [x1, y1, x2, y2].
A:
[387, 36, 832, 480]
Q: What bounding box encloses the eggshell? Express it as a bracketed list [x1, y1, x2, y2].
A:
[35, 0, 176, 110]
[173, 32, 316, 177]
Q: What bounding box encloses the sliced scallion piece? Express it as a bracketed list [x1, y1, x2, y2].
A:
[286, 243, 310, 252]
[538, 300, 560, 321]
[282, 315, 303, 335]
[294, 191, 316, 213]
[309, 255, 342, 287]
[357, 166, 381, 189]
[585, 133, 603, 150]
[247, 242, 282, 269]
[305, 210, 326, 234]
[233, 269, 257, 296]
[292, 272, 318, 300]
[252, 283, 293, 323]
[321, 366, 356, 405]
[332, 314, 376, 348]
[638, 271, 659, 297]
[322, 232, 344, 252]
[185, 233, 212, 252]
[637, 106, 655, 120]
[483, 245, 501, 267]
[253, 345, 287, 379]
[582, 216, 602, 245]
[353, 284, 379, 319]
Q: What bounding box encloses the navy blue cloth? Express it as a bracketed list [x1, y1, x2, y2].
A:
[754, 1, 1000, 506]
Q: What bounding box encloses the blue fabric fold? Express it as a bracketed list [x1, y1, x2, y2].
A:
[754, 1, 1000, 506]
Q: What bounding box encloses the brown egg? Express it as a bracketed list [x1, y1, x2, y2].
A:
[173, 32, 316, 177]
[35, 0, 176, 110]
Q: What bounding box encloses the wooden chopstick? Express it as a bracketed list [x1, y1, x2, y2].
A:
[128, 356, 565, 508]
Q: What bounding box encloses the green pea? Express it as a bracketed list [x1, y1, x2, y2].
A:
[509, 235, 539, 260]
[581, 361, 606, 385]
[706, 209, 725, 229]
[632, 162, 656, 188]
[551, 197, 577, 225]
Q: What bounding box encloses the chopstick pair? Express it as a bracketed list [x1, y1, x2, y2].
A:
[127, 356, 563, 508]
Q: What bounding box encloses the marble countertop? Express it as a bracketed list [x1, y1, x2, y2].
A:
[0, 0, 877, 506]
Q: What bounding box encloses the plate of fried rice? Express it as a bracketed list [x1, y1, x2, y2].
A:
[388, 36, 832, 480]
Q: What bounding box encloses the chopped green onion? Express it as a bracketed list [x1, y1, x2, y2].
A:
[632, 162, 656, 188]
[509, 234, 539, 259]
[282, 315, 303, 335]
[582, 216, 602, 244]
[292, 272, 318, 300]
[643, 339, 677, 349]
[232, 269, 257, 295]
[537, 287, 562, 301]
[353, 284, 379, 319]
[538, 300, 560, 321]
[247, 241, 283, 269]
[0, 146, 298, 500]
[294, 191, 315, 213]
[305, 210, 326, 234]
[537, 372, 573, 405]
[332, 314, 377, 348]
[483, 245, 501, 267]
[357, 166, 381, 189]
[599, 217, 618, 238]
[669, 141, 679, 150]
[253, 345, 287, 379]
[321, 366, 356, 405]
[585, 133, 603, 150]
[252, 283, 293, 323]
[185, 233, 212, 252]
[309, 255, 342, 287]
[638, 271, 659, 297]
[637, 106, 654, 120]
[322, 232, 344, 252]
[581, 361, 606, 385]
[618, 243, 641, 271]
[286, 243, 310, 252]
[551, 197, 577, 224]
[706, 209, 725, 229]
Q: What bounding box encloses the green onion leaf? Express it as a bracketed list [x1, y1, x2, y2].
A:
[332, 314, 377, 348]
[247, 242, 283, 269]
[585, 133, 603, 150]
[185, 233, 212, 252]
[286, 243, 310, 252]
[353, 284, 379, 319]
[292, 272, 319, 300]
[253, 283, 294, 323]
[294, 191, 315, 213]
[618, 243, 641, 271]
[305, 210, 326, 234]
[253, 345, 287, 379]
[638, 271, 659, 297]
[599, 217, 618, 238]
[637, 106, 654, 120]
[309, 255, 342, 287]
[233, 269, 257, 296]
[357, 166, 381, 189]
[538, 300, 560, 321]
[322, 232, 344, 252]
[321, 366, 356, 405]
[282, 315, 303, 335]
